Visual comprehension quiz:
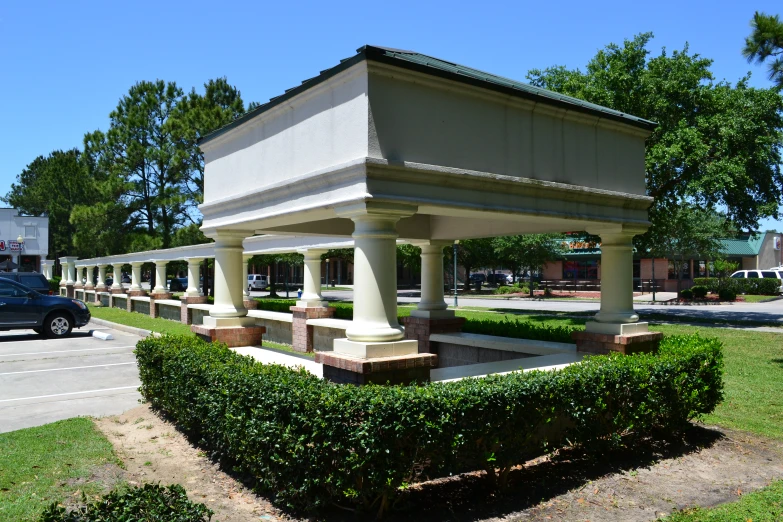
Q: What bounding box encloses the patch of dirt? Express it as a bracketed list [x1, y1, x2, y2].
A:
[94, 404, 293, 522]
[95, 406, 783, 522]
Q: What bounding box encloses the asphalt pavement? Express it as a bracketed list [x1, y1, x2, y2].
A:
[0, 322, 142, 433]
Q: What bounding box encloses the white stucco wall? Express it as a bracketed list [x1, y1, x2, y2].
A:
[200, 62, 370, 206]
[367, 69, 648, 196]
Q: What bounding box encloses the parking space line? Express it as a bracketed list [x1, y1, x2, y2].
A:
[0, 361, 136, 376]
[0, 385, 141, 403]
[0, 345, 137, 357]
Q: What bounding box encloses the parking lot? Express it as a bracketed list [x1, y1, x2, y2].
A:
[0, 323, 142, 433]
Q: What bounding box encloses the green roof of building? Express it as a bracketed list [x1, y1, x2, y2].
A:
[200, 45, 657, 145]
[718, 235, 765, 256]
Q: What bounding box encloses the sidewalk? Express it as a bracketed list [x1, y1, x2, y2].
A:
[634, 292, 678, 302]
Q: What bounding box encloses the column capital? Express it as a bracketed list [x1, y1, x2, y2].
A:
[185, 257, 204, 264]
[335, 201, 417, 221]
[130, 261, 145, 268]
[586, 223, 648, 243]
[151, 259, 168, 266]
[297, 248, 328, 260]
[202, 228, 253, 244]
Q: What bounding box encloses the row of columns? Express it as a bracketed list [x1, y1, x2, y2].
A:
[58, 223, 641, 341]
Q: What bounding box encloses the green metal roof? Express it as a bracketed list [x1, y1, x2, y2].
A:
[200, 45, 657, 145]
[718, 235, 764, 256]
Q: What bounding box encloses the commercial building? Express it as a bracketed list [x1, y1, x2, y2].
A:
[0, 208, 48, 273]
[542, 231, 783, 292]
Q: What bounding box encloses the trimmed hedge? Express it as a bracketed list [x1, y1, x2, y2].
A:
[693, 277, 781, 296]
[136, 334, 723, 513]
[48, 277, 61, 294]
[40, 483, 213, 521]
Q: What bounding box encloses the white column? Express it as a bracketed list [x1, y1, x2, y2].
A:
[68, 263, 76, 285]
[185, 258, 202, 297]
[111, 264, 122, 290]
[61, 262, 70, 283]
[242, 255, 251, 299]
[152, 261, 168, 294]
[412, 241, 453, 318]
[209, 230, 251, 319]
[585, 228, 647, 335]
[297, 249, 327, 307]
[345, 214, 405, 342]
[85, 265, 95, 289]
[97, 265, 107, 287]
[130, 262, 143, 291]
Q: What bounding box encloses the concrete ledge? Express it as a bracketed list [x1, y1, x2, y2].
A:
[130, 296, 151, 302]
[247, 309, 294, 323]
[188, 303, 214, 311]
[316, 351, 437, 385]
[307, 318, 352, 329]
[191, 324, 266, 347]
[155, 299, 182, 307]
[431, 352, 584, 382]
[87, 317, 155, 338]
[572, 330, 663, 355]
[429, 332, 576, 356]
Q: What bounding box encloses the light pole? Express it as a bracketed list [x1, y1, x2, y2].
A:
[16, 234, 24, 273]
[453, 241, 459, 308]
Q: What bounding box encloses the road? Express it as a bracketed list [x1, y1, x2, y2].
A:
[0, 322, 142, 433]
[250, 289, 783, 323]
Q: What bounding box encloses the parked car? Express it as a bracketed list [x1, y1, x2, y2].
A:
[169, 277, 188, 292]
[486, 273, 509, 286]
[248, 274, 269, 291]
[730, 270, 783, 293]
[0, 278, 90, 337]
[0, 272, 52, 295]
[469, 273, 486, 284]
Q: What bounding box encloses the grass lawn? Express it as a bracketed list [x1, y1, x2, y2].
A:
[0, 418, 119, 521]
[665, 479, 783, 521]
[741, 294, 781, 303]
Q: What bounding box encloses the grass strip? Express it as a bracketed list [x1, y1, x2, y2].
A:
[0, 418, 119, 521]
[665, 480, 783, 521]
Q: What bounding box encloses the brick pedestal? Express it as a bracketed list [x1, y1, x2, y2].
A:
[65, 284, 75, 299]
[127, 290, 147, 297]
[290, 306, 335, 353]
[126, 296, 133, 313]
[402, 316, 466, 353]
[110, 288, 125, 295]
[180, 296, 208, 324]
[191, 324, 266, 348]
[149, 297, 158, 318]
[572, 330, 663, 355]
[244, 299, 258, 310]
[150, 291, 173, 300]
[315, 351, 437, 385]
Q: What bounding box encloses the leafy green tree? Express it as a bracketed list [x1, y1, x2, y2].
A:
[528, 33, 783, 235]
[450, 238, 494, 292]
[743, 12, 783, 89]
[645, 203, 729, 295]
[493, 234, 567, 295]
[397, 244, 422, 288]
[3, 149, 93, 270]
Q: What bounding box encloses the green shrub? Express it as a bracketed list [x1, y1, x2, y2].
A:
[680, 288, 693, 299]
[495, 286, 516, 294]
[48, 277, 61, 294]
[40, 483, 213, 521]
[135, 334, 723, 514]
[718, 288, 737, 301]
[691, 285, 708, 298]
[693, 277, 780, 296]
[461, 316, 577, 343]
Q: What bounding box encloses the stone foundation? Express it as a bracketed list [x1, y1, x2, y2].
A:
[402, 315, 466, 353]
[315, 351, 437, 385]
[290, 306, 335, 353]
[571, 330, 663, 355]
[65, 284, 74, 299]
[191, 324, 266, 348]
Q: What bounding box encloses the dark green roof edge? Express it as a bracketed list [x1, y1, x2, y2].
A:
[199, 45, 657, 146]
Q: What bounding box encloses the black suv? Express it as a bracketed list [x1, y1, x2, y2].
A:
[0, 272, 51, 294]
[0, 278, 90, 337]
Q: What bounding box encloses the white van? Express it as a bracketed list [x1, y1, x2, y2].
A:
[730, 270, 783, 293]
[247, 274, 269, 291]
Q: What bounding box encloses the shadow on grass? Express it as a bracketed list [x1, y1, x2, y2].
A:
[147, 403, 723, 521]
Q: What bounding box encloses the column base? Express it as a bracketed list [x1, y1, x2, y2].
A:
[410, 309, 455, 319]
[290, 306, 335, 352]
[315, 351, 437, 385]
[402, 315, 466, 353]
[180, 296, 208, 324]
[203, 315, 256, 328]
[296, 300, 329, 308]
[573, 323, 662, 355]
[94, 285, 108, 293]
[191, 323, 266, 348]
[127, 289, 148, 297]
[243, 299, 258, 310]
[150, 291, 173, 300]
[110, 288, 124, 295]
[333, 338, 419, 359]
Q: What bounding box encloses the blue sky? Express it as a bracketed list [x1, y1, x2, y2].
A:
[1, 0, 781, 231]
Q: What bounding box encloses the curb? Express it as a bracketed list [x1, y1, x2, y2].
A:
[88, 317, 161, 338]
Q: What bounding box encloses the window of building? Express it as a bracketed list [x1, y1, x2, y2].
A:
[633, 259, 641, 279]
[24, 225, 36, 239]
[697, 260, 709, 278]
[563, 260, 599, 279]
[668, 260, 692, 280]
